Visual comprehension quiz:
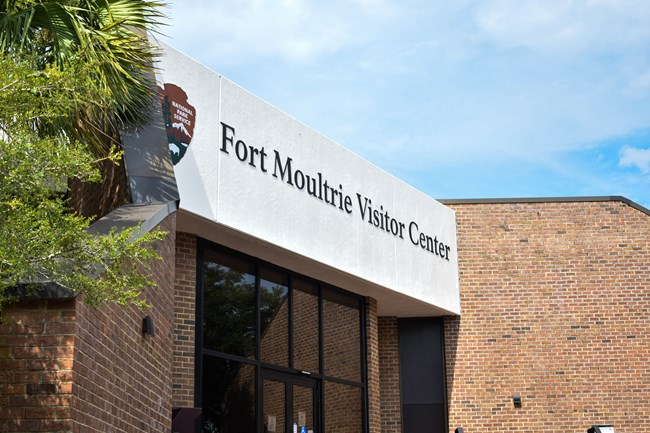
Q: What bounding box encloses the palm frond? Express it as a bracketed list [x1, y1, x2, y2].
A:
[0, 0, 166, 154]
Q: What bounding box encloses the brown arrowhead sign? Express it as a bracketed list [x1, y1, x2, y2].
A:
[158, 83, 196, 165]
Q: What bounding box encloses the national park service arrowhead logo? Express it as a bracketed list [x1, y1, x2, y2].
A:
[158, 83, 196, 165]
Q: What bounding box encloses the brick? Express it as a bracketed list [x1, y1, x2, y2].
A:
[377, 317, 401, 433]
[0, 215, 175, 433]
[0, 407, 25, 420]
[24, 407, 57, 419]
[5, 418, 39, 432]
[69, 214, 176, 432]
[172, 232, 196, 408]
[444, 200, 650, 433]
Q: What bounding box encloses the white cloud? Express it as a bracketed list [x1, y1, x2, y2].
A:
[164, 0, 410, 65]
[162, 0, 650, 207]
[620, 145, 650, 173]
[472, 0, 650, 53]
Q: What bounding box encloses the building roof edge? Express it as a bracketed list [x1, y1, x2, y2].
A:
[438, 196, 650, 217]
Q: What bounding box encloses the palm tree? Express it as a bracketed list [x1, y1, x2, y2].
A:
[0, 0, 164, 152]
[0, 0, 165, 217]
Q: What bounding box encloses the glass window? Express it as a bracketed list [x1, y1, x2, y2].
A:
[324, 381, 363, 433]
[260, 267, 289, 366]
[202, 356, 256, 433]
[293, 384, 314, 433]
[199, 243, 368, 433]
[263, 379, 286, 433]
[202, 250, 256, 358]
[323, 290, 361, 381]
[293, 278, 320, 373]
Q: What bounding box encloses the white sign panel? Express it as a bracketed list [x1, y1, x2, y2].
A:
[156, 43, 460, 315]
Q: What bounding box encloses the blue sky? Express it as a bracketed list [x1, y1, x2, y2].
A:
[162, 0, 650, 208]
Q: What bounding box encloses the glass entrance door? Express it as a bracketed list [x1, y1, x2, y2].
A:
[262, 371, 318, 433]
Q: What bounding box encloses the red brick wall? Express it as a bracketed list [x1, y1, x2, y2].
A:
[445, 200, 650, 433]
[173, 232, 197, 408]
[0, 299, 75, 433]
[366, 298, 381, 433]
[378, 316, 401, 433]
[0, 215, 176, 433]
[71, 213, 176, 432]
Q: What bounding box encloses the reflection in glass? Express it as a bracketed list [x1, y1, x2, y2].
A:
[323, 291, 361, 381]
[202, 356, 255, 433]
[324, 381, 362, 433]
[199, 245, 367, 433]
[293, 385, 314, 433]
[293, 279, 319, 373]
[260, 267, 289, 366]
[203, 251, 256, 357]
[263, 379, 285, 433]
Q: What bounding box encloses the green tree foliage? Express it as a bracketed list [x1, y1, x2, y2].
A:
[0, 0, 165, 153]
[0, 0, 166, 312]
[0, 55, 165, 310]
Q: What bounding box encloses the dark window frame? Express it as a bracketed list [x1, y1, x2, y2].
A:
[195, 238, 369, 433]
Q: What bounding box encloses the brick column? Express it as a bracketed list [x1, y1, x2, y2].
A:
[71, 214, 176, 433]
[173, 232, 197, 408]
[378, 317, 401, 433]
[0, 299, 75, 433]
[365, 297, 380, 433]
